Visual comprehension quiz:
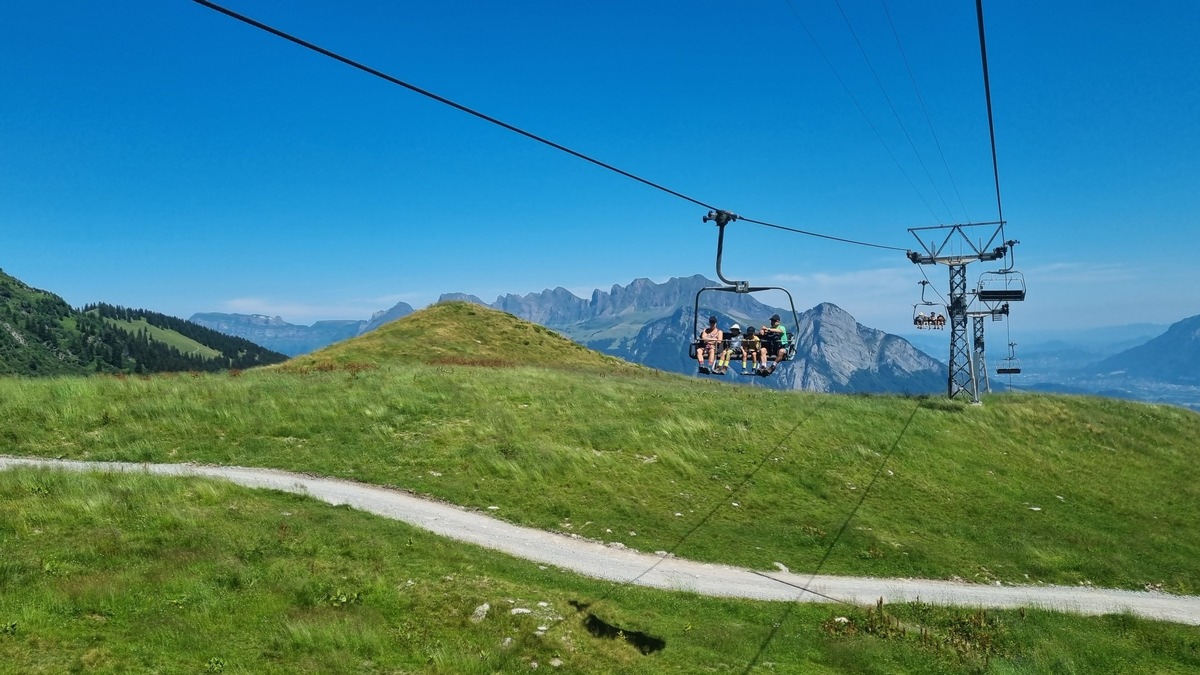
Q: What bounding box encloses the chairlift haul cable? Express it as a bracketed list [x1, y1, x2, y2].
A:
[741, 217, 908, 252]
[192, 0, 907, 253]
[190, 0, 716, 212]
[975, 0, 1005, 228]
[832, 0, 954, 222]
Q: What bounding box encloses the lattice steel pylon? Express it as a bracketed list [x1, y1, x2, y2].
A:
[946, 264, 975, 400]
[969, 302, 1011, 396]
[972, 313, 990, 394]
[907, 223, 1010, 403]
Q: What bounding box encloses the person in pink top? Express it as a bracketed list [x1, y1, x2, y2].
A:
[697, 315, 723, 373]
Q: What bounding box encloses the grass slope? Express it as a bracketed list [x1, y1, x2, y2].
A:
[3, 469, 1198, 673]
[100, 316, 222, 359]
[2, 303, 1198, 597]
[0, 270, 286, 376]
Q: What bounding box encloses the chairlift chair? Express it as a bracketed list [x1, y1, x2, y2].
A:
[912, 280, 945, 329]
[688, 211, 801, 376]
[691, 287, 800, 360]
[996, 342, 1022, 375]
[977, 270, 1027, 303]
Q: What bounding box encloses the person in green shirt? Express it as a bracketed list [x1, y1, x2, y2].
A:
[759, 314, 789, 375]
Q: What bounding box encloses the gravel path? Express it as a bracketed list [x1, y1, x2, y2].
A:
[4, 456, 1198, 626]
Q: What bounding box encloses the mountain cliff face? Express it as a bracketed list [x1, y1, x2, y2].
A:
[361, 302, 417, 334]
[1090, 314, 1200, 385]
[602, 307, 698, 375]
[602, 301, 942, 393]
[437, 293, 487, 306]
[777, 303, 943, 393]
[447, 276, 785, 327]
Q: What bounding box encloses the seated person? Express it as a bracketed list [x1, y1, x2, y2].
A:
[716, 324, 743, 374]
[759, 313, 789, 374]
[697, 315, 722, 372]
[741, 326, 762, 373]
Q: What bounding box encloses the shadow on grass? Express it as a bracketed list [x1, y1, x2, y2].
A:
[570, 600, 666, 655]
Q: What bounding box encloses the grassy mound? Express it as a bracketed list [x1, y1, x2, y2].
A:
[281, 302, 642, 373]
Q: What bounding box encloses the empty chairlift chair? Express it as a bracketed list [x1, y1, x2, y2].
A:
[996, 342, 1022, 375]
[977, 270, 1027, 303]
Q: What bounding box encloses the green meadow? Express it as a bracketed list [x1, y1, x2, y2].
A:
[2, 303, 1198, 671]
[3, 469, 1199, 673]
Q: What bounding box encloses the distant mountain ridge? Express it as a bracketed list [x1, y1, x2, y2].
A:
[785, 302, 943, 393]
[190, 301, 415, 357]
[1090, 313, 1200, 385]
[463, 275, 783, 333]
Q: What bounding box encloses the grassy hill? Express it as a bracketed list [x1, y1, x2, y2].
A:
[284, 301, 643, 373]
[3, 302, 1199, 670]
[0, 269, 287, 375]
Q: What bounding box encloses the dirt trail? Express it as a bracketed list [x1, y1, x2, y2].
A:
[4, 456, 1198, 626]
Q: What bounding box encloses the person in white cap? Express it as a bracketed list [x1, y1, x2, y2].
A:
[715, 323, 742, 374]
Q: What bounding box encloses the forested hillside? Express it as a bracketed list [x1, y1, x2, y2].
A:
[0, 269, 287, 375]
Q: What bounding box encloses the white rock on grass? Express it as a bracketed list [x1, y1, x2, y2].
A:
[471, 603, 490, 623]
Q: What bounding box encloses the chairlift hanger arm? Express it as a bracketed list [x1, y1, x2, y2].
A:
[702, 210, 746, 288]
[997, 239, 1020, 272]
[918, 279, 936, 304]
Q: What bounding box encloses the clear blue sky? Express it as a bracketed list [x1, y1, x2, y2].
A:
[3, 1, 1198, 338]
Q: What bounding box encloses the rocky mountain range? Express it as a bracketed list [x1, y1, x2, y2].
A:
[434, 275, 945, 394]
[188, 275, 946, 394]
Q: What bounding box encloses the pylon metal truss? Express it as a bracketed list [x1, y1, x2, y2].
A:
[907, 222, 1010, 403]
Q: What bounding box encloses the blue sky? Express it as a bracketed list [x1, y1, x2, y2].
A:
[3, 1, 1198, 339]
